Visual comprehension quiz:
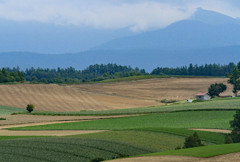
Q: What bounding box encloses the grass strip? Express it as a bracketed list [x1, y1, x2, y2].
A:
[145, 143, 240, 158]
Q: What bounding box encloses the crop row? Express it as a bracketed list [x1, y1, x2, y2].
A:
[10, 111, 235, 131]
[0, 138, 150, 162]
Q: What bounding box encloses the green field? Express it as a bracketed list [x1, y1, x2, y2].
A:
[69, 128, 225, 151]
[72, 130, 186, 152]
[10, 111, 234, 130]
[133, 128, 225, 144]
[0, 137, 150, 162]
[0, 105, 25, 115]
[146, 143, 240, 158]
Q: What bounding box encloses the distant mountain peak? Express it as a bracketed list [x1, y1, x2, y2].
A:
[190, 8, 240, 25]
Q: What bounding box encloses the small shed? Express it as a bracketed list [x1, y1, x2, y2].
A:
[187, 99, 193, 103]
[196, 93, 210, 101]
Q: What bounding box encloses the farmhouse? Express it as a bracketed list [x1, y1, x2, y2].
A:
[196, 93, 210, 101]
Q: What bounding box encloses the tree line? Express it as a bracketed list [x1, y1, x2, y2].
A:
[2, 62, 240, 84]
[0, 67, 25, 83]
[151, 62, 237, 76]
[24, 64, 146, 83]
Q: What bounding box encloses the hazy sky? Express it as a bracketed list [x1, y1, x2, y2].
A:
[0, 0, 240, 32]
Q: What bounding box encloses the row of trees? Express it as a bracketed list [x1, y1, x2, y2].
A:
[24, 64, 146, 83]
[0, 68, 25, 83]
[2, 61, 240, 84]
[151, 62, 237, 76]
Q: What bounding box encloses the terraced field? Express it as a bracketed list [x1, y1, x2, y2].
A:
[0, 78, 232, 112]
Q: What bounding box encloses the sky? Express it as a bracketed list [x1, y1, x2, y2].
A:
[0, 0, 240, 32]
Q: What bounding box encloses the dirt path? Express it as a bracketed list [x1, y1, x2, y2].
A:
[0, 114, 133, 136]
[191, 129, 231, 134]
[109, 152, 240, 162]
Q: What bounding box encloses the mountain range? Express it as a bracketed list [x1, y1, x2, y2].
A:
[1, 8, 240, 71]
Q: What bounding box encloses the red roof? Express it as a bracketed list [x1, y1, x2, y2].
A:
[196, 93, 207, 96]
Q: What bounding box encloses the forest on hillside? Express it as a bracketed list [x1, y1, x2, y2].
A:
[1, 62, 239, 84]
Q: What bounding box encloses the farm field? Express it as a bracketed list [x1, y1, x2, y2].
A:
[110, 152, 240, 162]
[0, 137, 151, 162]
[26, 96, 240, 116]
[0, 77, 239, 162]
[0, 77, 232, 112]
[0, 113, 136, 126]
[9, 111, 234, 130]
[147, 143, 240, 158]
[70, 128, 225, 150]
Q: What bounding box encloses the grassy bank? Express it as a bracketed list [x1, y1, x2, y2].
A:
[146, 143, 240, 158]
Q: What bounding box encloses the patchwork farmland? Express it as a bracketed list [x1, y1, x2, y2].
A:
[0, 77, 239, 162]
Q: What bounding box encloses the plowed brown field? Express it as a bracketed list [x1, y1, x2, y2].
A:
[0, 78, 232, 111]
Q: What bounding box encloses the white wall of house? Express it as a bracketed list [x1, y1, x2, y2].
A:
[196, 94, 210, 100]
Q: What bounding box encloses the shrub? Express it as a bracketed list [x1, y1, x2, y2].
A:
[160, 99, 177, 104]
[175, 146, 182, 150]
[225, 135, 233, 144]
[90, 157, 105, 162]
[26, 104, 34, 113]
[183, 132, 204, 148]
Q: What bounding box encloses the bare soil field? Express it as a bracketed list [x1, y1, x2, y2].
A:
[74, 78, 232, 101]
[0, 78, 232, 111]
[109, 152, 240, 162]
[192, 129, 231, 134]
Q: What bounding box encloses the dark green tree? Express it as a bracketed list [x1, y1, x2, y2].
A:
[26, 104, 34, 113]
[208, 83, 227, 98]
[183, 132, 203, 148]
[225, 135, 233, 144]
[228, 66, 240, 96]
[230, 110, 240, 143]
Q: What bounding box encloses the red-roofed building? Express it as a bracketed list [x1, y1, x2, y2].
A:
[196, 93, 210, 101]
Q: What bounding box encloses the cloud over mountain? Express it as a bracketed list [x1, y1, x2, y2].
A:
[0, 0, 239, 32]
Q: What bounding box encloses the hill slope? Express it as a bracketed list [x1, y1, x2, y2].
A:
[0, 78, 231, 111]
